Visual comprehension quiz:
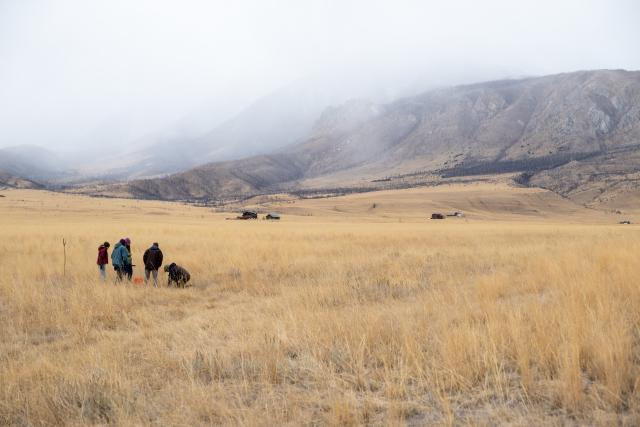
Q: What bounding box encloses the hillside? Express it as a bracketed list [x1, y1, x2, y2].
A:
[67, 78, 393, 183]
[0, 145, 70, 182]
[80, 70, 640, 206]
[0, 171, 43, 190]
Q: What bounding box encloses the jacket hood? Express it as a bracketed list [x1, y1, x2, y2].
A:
[114, 242, 122, 249]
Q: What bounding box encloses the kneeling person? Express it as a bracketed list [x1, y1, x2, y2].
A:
[143, 242, 163, 287]
[164, 263, 191, 288]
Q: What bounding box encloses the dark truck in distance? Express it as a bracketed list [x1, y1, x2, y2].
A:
[237, 210, 258, 220]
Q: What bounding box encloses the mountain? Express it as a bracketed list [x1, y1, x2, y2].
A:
[79, 70, 640, 206]
[527, 145, 640, 209]
[122, 99, 384, 200]
[0, 145, 71, 182]
[71, 79, 395, 183]
[7, 70, 454, 184]
[0, 171, 43, 189]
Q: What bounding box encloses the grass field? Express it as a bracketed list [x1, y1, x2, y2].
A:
[1, 186, 639, 425]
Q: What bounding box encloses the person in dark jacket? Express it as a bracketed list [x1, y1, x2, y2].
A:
[111, 239, 129, 282]
[97, 242, 110, 281]
[164, 263, 191, 288]
[123, 237, 133, 281]
[143, 242, 163, 287]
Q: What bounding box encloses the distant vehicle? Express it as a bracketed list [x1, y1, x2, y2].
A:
[237, 210, 258, 220]
[446, 211, 464, 217]
[619, 220, 632, 224]
[431, 213, 445, 220]
[265, 213, 280, 220]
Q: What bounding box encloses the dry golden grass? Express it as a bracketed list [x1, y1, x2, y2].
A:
[1, 187, 639, 425]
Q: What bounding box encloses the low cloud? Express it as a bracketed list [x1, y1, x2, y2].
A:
[0, 0, 638, 152]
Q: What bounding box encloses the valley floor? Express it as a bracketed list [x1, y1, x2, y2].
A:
[0, 186, 639, 425]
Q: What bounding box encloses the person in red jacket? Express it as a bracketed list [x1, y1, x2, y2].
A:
[97, 242, 110, 281]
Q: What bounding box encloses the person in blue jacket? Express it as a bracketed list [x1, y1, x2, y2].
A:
[111, 239, 130, 282]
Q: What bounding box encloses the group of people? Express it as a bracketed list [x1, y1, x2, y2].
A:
[96, 239, 191, 287]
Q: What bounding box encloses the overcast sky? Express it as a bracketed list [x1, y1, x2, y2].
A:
[1, 0, 639, 152]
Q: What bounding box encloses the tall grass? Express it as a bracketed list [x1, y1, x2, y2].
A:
[1, 192, 639, 425]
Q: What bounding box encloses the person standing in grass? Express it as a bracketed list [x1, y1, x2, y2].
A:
[143, 242, 163, 287]
[123, 237, 133, 281]
[97, 241, 110, 281]
[111, 239, 128, 282]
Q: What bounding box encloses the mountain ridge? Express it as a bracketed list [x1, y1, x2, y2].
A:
[89, 69, 639, 207]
